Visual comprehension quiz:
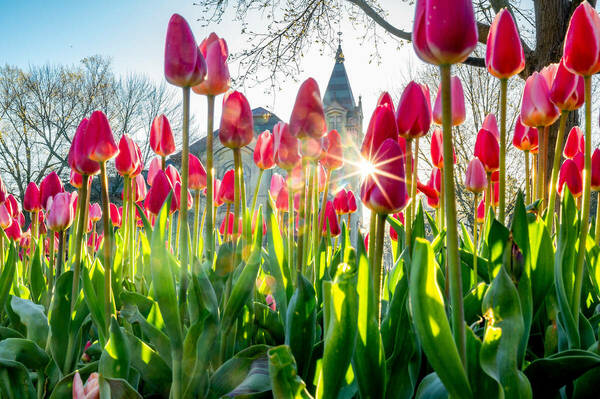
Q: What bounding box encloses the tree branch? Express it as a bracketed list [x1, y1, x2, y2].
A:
[344, 0, 411, 41]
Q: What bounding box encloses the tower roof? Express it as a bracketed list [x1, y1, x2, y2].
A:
[323, 42, 356, 112]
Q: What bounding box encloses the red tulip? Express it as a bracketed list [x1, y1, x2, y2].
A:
[220, 91, 254, 149]
[251, 210, 267, 235]
[377, 92, 395, 114]
[289, 78, 326, 139]
[483, 181, 500, 207]
[254, 130, 275, 170]
[0, 176, 6, 204]
[0, 204, 11, 229]
[417, 168, 441, 206]
[558, 158, 583, 197]
[273, 122, 301, 170]
[563, 126, 584, 159]
[322, 201, 341, 236]
[361, 105, 398, 161]
[218, 169, 235, 204]
[219, 211, 242, 237]
[477, 199, 485, 223]
[150, 115, 176, 158]
[115, 134, 141, 177]
[320, 130, 344, 171]
[300, 137, 322, 161]
[412, 0, 478, 65]
[482, 114, 500, 140]
[70, 171, 84, 189]
[87, 232, 103, 254]
[133, 174, 148, 202]
[433, 76, 466, 126]
[475, 128, 500, 173]
[269, 173, 286, 199]
[266, 294, 276, 311]
[360, 138, 408, 214]
[109, 203, 121, 228]
[521, 72, 560, 127]
[46, 192, 76, 231]
[485, 9, 525, 78]
[396, 81, 432, 139]
[4, 218, 21, 241]
[132, 145, 143, 177]
[174, 181, 193, 211]
[275, 186, 289, 212]
[574, 152, 585, 173]
[563, 2, 600, 76]
[333, 189, 349, 215]
[430, 128, 456, 169]
[147, 157, 162, 186]
[464, 158, 488, 194]
[23, 182, 41, 212]
[40, 172, 64, 211]
[89, 203, 102, 222]
[144, 170, 173, 215]
[192, 33, 230, 96]
[389, 212, 405, 241]
[81, 111, 118, 163]
[68, 118, 100, 176]
[347, 190, 357, 213]
[512, 119, 539, 152]
[550, 59, 585, 111]
[164, 14, 206, 87]
[591, 148, 600, 191]
[288, 165, 305, 193]
[189, 154, 207, 190]
[165, 165, 182, 187]
[212, 178, 223, 207]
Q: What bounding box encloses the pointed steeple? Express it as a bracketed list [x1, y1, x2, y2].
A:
[323, 33, 355, 111]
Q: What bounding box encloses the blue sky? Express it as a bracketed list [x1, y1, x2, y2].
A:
[0, 0, 420, 134]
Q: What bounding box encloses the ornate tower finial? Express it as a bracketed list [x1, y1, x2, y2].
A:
[335, 32, 344, 64]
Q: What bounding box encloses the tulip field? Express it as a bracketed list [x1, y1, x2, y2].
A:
[5, 1, 600, 398]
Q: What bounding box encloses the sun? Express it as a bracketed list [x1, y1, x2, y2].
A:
[357, 157, 377, 179]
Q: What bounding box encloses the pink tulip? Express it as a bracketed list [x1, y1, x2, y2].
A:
[361, 105, 398, 161]
[23, 182, 41, 212]
[322, 200, 341, 236]
[115, 134, 141, 177]
[273, 122, 301, 171]
[218, 169, 235, 204]
[165, 165, 181, 187]
[396, 81, 432, 139]
[68, 118, 100, 176]
[558, 158, 583, 197]
[0, 204, 11, 229]
[147, 157, 162, 186]
[82, 111, 119, 163]
[333, 189, 349, 215]
[592, 148, 600, 191]
[320, 130, 344, 171]
[520, 72, 560, 127]
[475, 128, 500, 173]
[512, 119, 539, 152]
[550, 59, 585, 111]
[46, 192, 76, 231]
[563, 2, 600, 76]
[89, 203, 102, 222]
[73, 371, 100, 399]
[433, 76, 466, 126]
[289, 78, 326, 139]
[254, 130, 275, 170]
[564, 126, 584, 159]
[174, 181, 193, 211]
[412, 0, 478, 65]
[347, 190, 357, 213]
[132, 174, 148, 202]
[144, 170, 173, 215]
[109, 203, 121, 228]
[4, 218, 21, 241]
[150, 115, 176, 158]
[485, 9, 525, 79]
[0, 176, 6, 204]
[477, 199, 485, 223]
[40, 172, 64, 211]
[189, 154, 207, 190]
[269, 173, 286, 199]
[464, 158, 488, 194]
[192, 32, 230, 96]
[377, 92, 395, 114]
[164, 14, 206, 87]
[482, 114, 500, 140]
[219, 91, 254, 149]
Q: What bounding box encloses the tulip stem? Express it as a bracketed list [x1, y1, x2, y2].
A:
[123, 177, 130, 278]
[572, 76, 592, 331]
[233, 148, 242, 262]
[374, 213, 386, 326]
[71, 174, 90, 314]
[192, 190, 201, 260]
[311, 167, 319, 282]
[412, 138, 420, 224]
[543, 126, 550, 208]
[439, 168, 445, 229]
[204, 94, 215, 264]
[499, 78, 507, 222]
[546, 111, 568, 231]
[536, 126, 544, 203]
[405, 138, 413, 251]
[100, 161, 114, 333]
[48, 232, 55, 288]
[250, 169, 264, 219]
[129, 180, 137, 287]
[57, 230, 65, 278]
[303, 163, 314, 276]
[472, 193, 479, 288]
[224, 203, 231, 242]
[296, 159, 307, 275]
[524, 151, 531, 204]
[316, 170, 331, 283]
[440, 64, 467, 369]
[368, 213, 376, 294]
[287, 171, 295, 285]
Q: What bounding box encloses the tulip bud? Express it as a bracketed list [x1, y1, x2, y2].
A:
[558, 159, 583, 197]
[322, 201, 341, 236]
[396, 81, 432, 139]
[81, 110, 119, 163]
[144, 170, 173, 215]
[189, 154, 207, 190]
[485, 9, 525, 79]
[164, 14, 207, 87]
[275, 186, 289, 212]
[289, 78, 326, 139]
[68, 118, 100, 176]
[320, 130, 344, 171]
[376, 92, 395, 114]
[218, 169, 235, 204]
[46, 192, 76, 231]
[4, 218, 21, 241]
[266, 294, 276, 311]
[269, 173, 286, 199]
[333, 189, 349, 215]
[109, 203, 121, 228]
[563, 2, 600, 76]
[253, 130, 275, 170]
[115, 134, 141, 177]
[550, 59, 585, 111]
[132, 174, 148, 202]
[212, 178, 223, 207]
[0, 176, 6, 204]
[361, 105, 398, 161]
[192, 33, 230, 96]
[40, 172, 64, 211]
[512, 119, 539, 152]
[150, 115, 176, 158]
[412, 0, 478, 65]
[464, 158, 488, 194]
[219, 91, 254, 149]
[360, 138, 407, 214]
[563, 126, 584, 159]
[430, 128, 456, 169]
[477, 199, 485, 223]
[147, 157, 162, 186]
[475, 128, 500, 173]
[165, 165, 181, 187]
[89, 203, 102, 223]
[482, 114, 500, 140]
[521, 72, 560, 127]
[174, 181, 193, 211]
[273, 122, 301, 171]
[347, 190, 357, 213]
[433, 76, 466, 126]
[23, 182, 41, 212]
[592, 148, 600, 191]
[0, 204, 11, 229]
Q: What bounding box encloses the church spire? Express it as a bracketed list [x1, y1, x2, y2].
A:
[335, 32, 344, 64]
